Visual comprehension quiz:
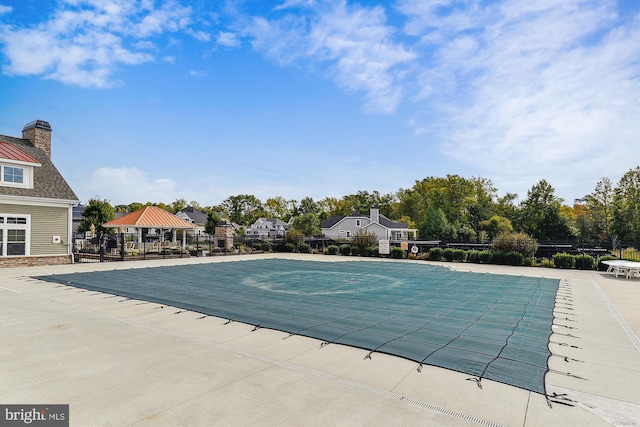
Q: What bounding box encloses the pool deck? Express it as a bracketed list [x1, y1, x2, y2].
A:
[1, 254, 639, 426]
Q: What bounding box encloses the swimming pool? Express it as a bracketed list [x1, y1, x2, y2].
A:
[34, 258, 559, 395]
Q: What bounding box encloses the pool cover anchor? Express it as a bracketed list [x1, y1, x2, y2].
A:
[545, 392, 575, 408]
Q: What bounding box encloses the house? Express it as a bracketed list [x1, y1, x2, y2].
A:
[245, 217, 289, 239]
[0, 120, 79, 266]
[175, 205, 208, 235]
[321, 207, 416, 242]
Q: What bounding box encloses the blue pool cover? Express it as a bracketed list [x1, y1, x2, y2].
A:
[34, 259, 559, 394]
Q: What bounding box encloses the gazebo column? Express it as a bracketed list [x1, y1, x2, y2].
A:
[182, 230, 186, 248]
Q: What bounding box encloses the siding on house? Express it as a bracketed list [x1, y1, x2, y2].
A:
[0, 203, 70, 256]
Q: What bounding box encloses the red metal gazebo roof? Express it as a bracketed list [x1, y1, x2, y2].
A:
[103, 206, 197, 229]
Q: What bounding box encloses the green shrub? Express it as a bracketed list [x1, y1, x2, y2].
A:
[390, 247, 404, 259]
[298, 243, 311, 253]
[505, 251, 525, 266]
[372, 246, 379, 257]
[574, 254, 594, 270]
[442, 248, 455, 262]
[466, 250, 481, 263]
[326, 245, 339, 255]
[452, 249, 467, 262]
[597, 255, 617, 271]
[262, 241, 272, 252]
[541, 257, 554, 268]
[361, 246, 375, 257]
[524, 257, 536, 267]
[553, 253, 575, 269]
[428, 247, 443, 261]
[340, 244, 351, 256]
[492, 231, 538, 257]
[252, 243, 262, 251]
[284, 243, 296, 253]
[478, 250, 492, 264]
[351, 246, 361, 256]
[490, 250, 508, 265]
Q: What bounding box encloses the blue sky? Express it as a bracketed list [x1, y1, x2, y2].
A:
[1, 0, 638, 207]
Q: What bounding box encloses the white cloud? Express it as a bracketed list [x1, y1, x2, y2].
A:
[0, 5, 12, 14]
[0, 0, 192, 87]
[188, 69, 205, 77]
[399, 0, 640, 200]
[216, 31, 240, 47]
[79, 167, 179, 204]
[240, 2, 415, 114]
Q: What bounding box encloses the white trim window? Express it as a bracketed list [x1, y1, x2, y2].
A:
[0, 214, 30, 256]
[355, 219, 361, 227]
[0, 162, 34, 189]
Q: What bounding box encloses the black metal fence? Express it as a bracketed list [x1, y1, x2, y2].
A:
[72, 232, 287, 263]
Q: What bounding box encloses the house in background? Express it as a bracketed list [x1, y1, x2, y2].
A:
[321, 207, 416, 242]
[0, 120, 79, 267]
[245, 217, 289, 239]
[176, 205, 208, 235]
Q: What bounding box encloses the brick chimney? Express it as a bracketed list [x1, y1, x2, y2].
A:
[22, 120, 52, 158]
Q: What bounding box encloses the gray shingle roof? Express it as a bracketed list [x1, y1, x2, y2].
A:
[0, 134, 78, 201]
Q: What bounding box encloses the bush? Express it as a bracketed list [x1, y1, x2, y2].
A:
[284, 242, 296, 253]
[597, 255, 617, 271]
[390, 247, 404, 259]
[442, 248, 455, 262]
[340, 244, 351, 256]
[574, 254, 594, 270]
[553, 253, 575, 269]
[298, 243, 311, 253]
[505, 251, 525, 266]
[326, 245, 339, 255]
[351, 246, 361, 256]
[467, 250, 481, 263]
[452, 249, 467, 262]
[490, 250, 508, 265]
[361, 246, 376, 257]
[478, 250, 492, 264]
[541, 257, 554, 268]
[429, 247, 443, 261]
[252, 243, 262, 251]
[261, 241, 272, 252]
[492, 231, 538, 257]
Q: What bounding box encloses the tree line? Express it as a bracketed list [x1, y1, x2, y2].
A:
[79, 166, 639, 244]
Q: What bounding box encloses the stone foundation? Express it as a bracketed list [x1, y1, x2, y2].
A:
[0, 254, 73, 268]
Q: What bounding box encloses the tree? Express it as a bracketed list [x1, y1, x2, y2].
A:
[286, 229, 305, 250]
[204, 212, 221, 235]
[264, 196, 295, 221]
[587, 177, 614, 241]
[418, 207, 456, 240]
[222, 194, 264, 225]
[516, 179, 574, 241]
[479, 215, 513, 239]
[169, 198, 187, 214]
[611, 166, 640, 242]
[78, 197, 115, 234]
[290, 212, 320, 237]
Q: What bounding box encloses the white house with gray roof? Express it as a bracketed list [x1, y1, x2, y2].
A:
[321, 208, 416, 242]
[0, 120, 79, 266]
[245, 217, 289, 239]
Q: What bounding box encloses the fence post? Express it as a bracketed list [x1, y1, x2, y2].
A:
[99, 232, 105, 263]
[120, 233, 125, 261]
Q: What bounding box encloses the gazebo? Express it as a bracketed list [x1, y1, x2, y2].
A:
[103, 206, 198, 251]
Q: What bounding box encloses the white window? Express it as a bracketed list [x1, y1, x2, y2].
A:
[355, 219, 361, 227]
[0, 163, 34, 189]
[0, 214, 30, 256]
[345, 230, 351, 237]
[4, 166, 24, 183]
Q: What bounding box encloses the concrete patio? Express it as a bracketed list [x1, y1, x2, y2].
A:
[1, 254, 638, 426]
